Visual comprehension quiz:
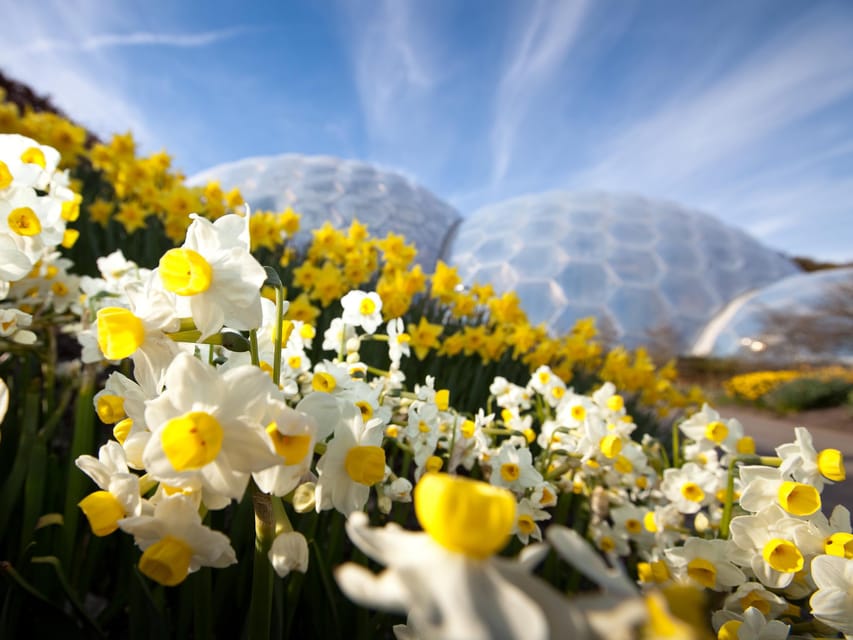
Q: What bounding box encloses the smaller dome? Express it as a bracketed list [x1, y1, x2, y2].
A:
[190, 155, 461, 269]
[693, 267, 853, 362]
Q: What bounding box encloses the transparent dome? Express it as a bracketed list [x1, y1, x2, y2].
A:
[190, 155, 461, 269]
[693, 267, 853, 362]
[446, 191, 799, 351]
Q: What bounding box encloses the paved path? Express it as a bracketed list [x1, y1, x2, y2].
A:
[716, 405, 853, 512]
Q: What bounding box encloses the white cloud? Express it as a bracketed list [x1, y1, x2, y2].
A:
[573, 15, 853, 191]
[344, 0, 439, 140]
[14, 27, 250, 57]
[489, 0, 591, 184]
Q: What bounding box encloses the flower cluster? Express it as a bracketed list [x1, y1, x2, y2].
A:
[0, 133, 81, 344]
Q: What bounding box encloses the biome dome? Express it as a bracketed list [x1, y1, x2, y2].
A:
[446, 191, 798, 352]
[190, 155, 460, 269]
[693, 266, 853, 361]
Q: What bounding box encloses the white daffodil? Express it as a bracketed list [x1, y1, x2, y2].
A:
[315, 401, 386, 515]
[95, 371, 155, 469]
[809, 554, 853, 635]
[95, 270, 180, 393]
[158, 213, 266, 340]
[729, 504, 811, 589]
[664, 537, 745, 591]
[795, 505, 853, 560]
[253, 395, 318, 497]
[340, 290, 383, 334]
[722, 582, 790, 619]
[513, 497, 550, 544]
[589, 520, 630, 557]
[76, 441, 144, 536]
[489, 441, 543, 492]
[610, 503, 654, 545]
[404, 400, 443, 469]
[678, 403, 745, 453]
[142, 353, 281, 509]
[0, 187, 63, 261]
[660, 462, 717, 514]
[322, 317, 356, 354]
[0, 307, 36, 344]
[528, 365, 567, 408]
[555, 392, 595, 429]
[591, 382, 629, 422]
[0, 232, 35, 282]
[738, 465, 823, 518]
[0, 134, 61, 191]
[386, 317, 410, 369]
[711, 607, 790, 640]
[119, 494, 236, 586]
[336, 474, 596, 640]
[268, 530, 309, 578]
[776, 427, 845, 490]
[490, 376, 532, 411]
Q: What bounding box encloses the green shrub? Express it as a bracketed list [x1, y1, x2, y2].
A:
[766, 377, 853, 413]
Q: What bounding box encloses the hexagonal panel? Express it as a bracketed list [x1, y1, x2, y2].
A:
[607, 248, 661, 284]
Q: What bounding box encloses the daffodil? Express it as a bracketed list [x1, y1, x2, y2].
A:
[76, 441, 144, 536]
[738, 466, 822, 517]
[678, 403, 744, 453]
[729, 505, 811, 589]
[315, 399, 386, 515]
[142, 353, 281, 509]
[711, 607, 790, 640]
[335, 474, 591, 639]
[660, 462, 717, 514]
[776, 426, 846, 489]
[119, 494, 236, 586]
[721, 582, 791, 619]
[664, 538, 745, 591]
[808, 555, 853, 635]
[340, 290, 383, 334]
[490, 441, 543, 491]
[158, 213, 266, 340]
[252, 395, 318, 497]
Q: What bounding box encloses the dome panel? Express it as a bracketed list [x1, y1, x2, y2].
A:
[190, 155, 461, 269]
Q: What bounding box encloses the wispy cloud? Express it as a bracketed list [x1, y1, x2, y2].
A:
[572, 14, 853, 192]
[344, 0, 439, 141]
[17, 27, 252, 56]
[489, 0, 591, 184]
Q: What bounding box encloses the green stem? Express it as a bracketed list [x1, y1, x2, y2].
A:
[719, 454, 768, 538]
[249, 330, 260, 367]
[671, 421, 681, 468]
[248, 484, 275, 640]
[273, 284, 285, 386]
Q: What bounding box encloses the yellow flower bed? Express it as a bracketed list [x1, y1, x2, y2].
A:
[724, 367, 853, 401]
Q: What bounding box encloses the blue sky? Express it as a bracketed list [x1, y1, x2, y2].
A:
[2, 0, 852, 261]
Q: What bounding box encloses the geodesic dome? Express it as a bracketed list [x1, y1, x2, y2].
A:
[190, 155, 460, 269]
[446, 191, 799, 351]
[692, 267, 853, 361]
